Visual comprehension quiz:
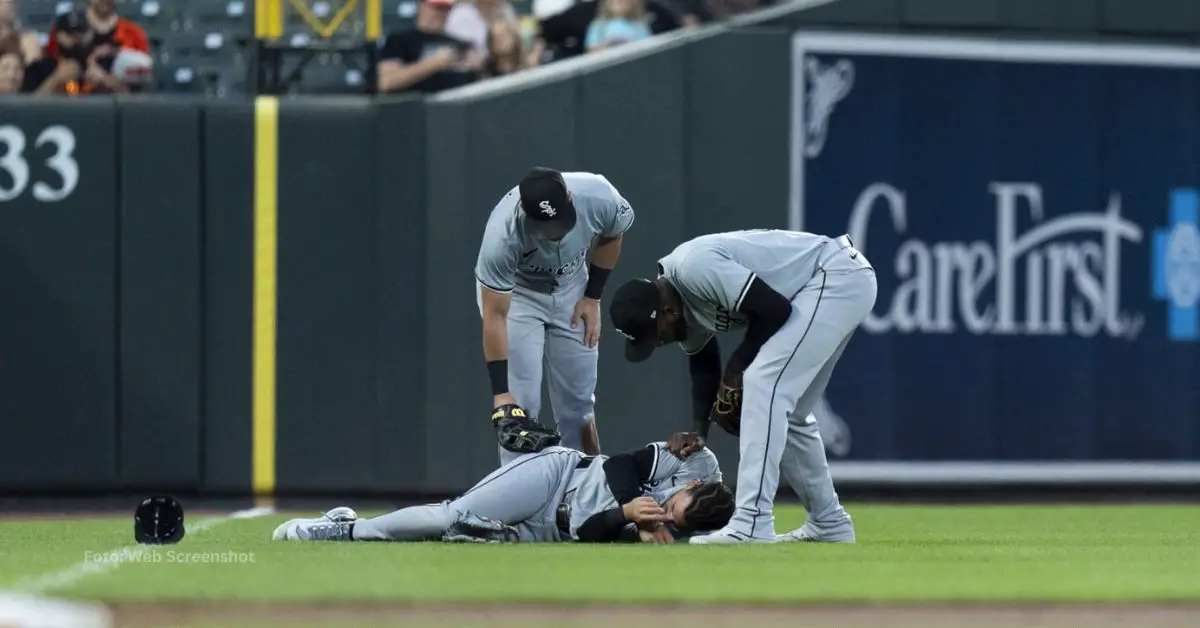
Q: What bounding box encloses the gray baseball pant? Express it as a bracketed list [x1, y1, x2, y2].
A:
[352, 447, 582, 542]
[727, 244, 877, 539]
[478, 279, 599, 465]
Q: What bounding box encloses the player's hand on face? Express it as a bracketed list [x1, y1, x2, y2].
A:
[666, 432, 705, 459]
[571, 297, 602, 348]
[637, 523, 674, 544]
[622, 496, 667, 526]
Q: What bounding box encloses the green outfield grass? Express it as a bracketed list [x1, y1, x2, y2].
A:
[1, 504, 1198, 604]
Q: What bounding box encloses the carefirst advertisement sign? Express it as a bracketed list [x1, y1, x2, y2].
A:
[791, 32, 1200, 470]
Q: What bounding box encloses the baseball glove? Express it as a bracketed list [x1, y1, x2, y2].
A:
[442, 512, 519, 543]
[709, 380, 743, 437]
[492, 403, 562, 454]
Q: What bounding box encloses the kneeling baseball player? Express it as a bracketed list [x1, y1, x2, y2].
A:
[272, 433, 734, 544]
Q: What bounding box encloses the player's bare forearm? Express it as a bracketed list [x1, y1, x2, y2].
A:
[589, 235, 622, 270]
[480, 287, 514, 405]
[482, 315, 509, 362]
[480, 286, 511, 359]
[482, 315, 516, 406]
[583, 236, 622, 302]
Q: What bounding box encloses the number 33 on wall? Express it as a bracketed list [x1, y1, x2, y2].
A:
[0, 125, 80, 203]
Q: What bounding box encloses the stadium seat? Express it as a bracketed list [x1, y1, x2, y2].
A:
[292, 58, 359, 94]
[164, 31, 243, 68]
[155, 63, 202, 93]
[18, 0, 69, 32]
[132, 0, 180, 42]
[180, 0, 250, 35]
[509, 0, 534, 17]
[380, 0, 417, 34]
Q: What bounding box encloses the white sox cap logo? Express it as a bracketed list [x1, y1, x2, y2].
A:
[539, 200, 557, 216]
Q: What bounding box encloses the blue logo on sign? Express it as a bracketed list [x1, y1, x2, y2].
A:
[1151, 189, 1200, 341]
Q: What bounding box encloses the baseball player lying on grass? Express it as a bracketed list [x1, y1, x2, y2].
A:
[272, 433, 734, 544]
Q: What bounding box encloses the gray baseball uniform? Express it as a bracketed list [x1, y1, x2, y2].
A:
[475, 172, 635, 464]
[658, 229, 877, 540]
[350, 443, 722, 543]
[564, 442, 722, 539]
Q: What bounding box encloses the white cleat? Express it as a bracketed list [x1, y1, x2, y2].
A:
[271, 507, 359, 541]
[775, 521, 856, 543]
[688, 527, 776, 545]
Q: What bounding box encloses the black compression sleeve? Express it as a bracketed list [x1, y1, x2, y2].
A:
[486, 360, 509, 396]
[615, 523, 640, 543]
[688, 338, 721, 437]
[575, 507, 628, 542]
[725, 278, 792, 375]
[584, 264, 611, 300]
[602, 445, 658, 505]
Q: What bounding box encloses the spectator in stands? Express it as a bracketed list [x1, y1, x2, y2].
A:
[377, 0, 484, 94]
[0, 0, 40, 63]
[26, 0, 150, 95]
[540, 0, 684, 60]
[446, 0, 518, 55]
[484, 18, 542, 77]
[676, 0, 772, 23]
[585, 0, 651, 52]
[0, 46, 24, 94]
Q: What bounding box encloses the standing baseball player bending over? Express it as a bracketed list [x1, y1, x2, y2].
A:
[271, 433, 734, 544]
[609, 229, 877, 545]
[476, 167, 635, 465]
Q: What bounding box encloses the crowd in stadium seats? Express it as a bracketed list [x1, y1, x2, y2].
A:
[1, 0, 152, 94]
[377, 0, 776, 94]
[0, 0, 774, 96]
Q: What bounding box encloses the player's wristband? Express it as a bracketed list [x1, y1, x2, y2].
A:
[486, 360, 509, 396]
[584, 265, 611, 300]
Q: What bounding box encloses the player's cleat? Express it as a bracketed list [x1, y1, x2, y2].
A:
[687, 527, 776, 545]
[775, 521, 856, 543]
[442, 511, 519, 543]
[324, 507, 359, 523]
[271, 507, 359, 541]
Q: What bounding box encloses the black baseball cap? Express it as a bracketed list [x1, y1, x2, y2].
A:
[54, 10, 91, 35]
[519, 167, 576, 240]
[134, 495, 186, 545]
[609, 278, 661, 362]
